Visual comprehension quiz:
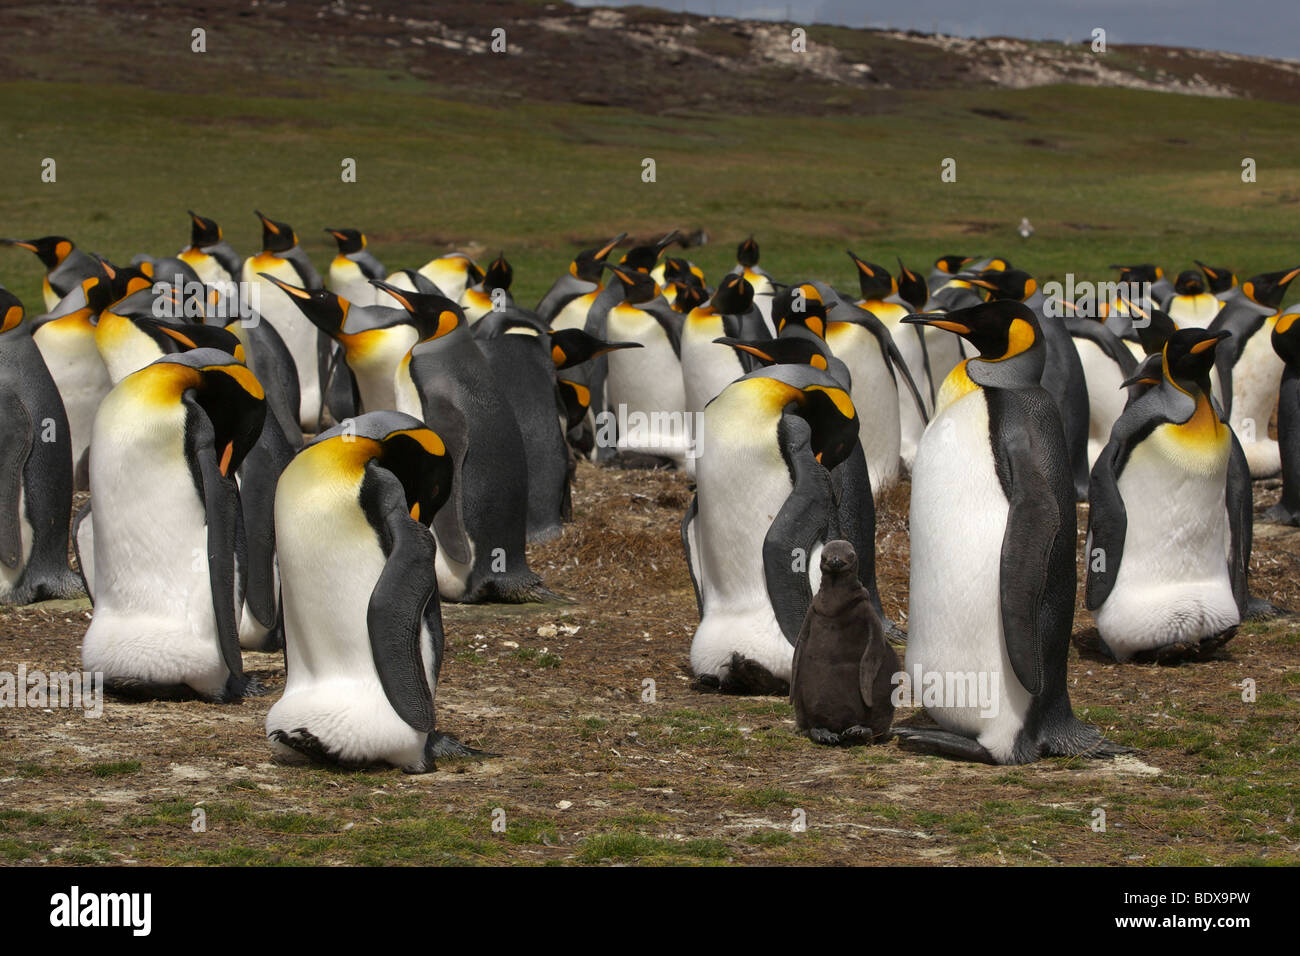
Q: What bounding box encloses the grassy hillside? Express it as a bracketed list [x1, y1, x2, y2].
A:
[3, 75, 1299, 311]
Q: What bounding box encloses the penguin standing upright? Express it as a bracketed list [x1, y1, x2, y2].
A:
[178, 212, 243, 315]
[473, 308, 572, 542]
[460, 253, 514, 323]
[28, 274, 115, 488]
[240, 211, 332, 429]
[325, 228, 387, 307]
[1063, 303, 1139, 468]
[1086, 329, 1247, 662]
[1208, 266, 1300, 477]
[1197, 260, 1239, 303]
[536, 234, 626, 325]
[789, 540, 898, 745]
[2, 236, 102, 310]
[267, 411, 488, 772]
[414, 253, 482, 302]
[0, 289, 82, 604]
[383, 283, 552, 603]
[730, 236, 775, 332]
[683, 364, 863, 694]
[1265, 309, 1300, 525]
[895, 301, 1125, 764]
[80, 350, 266, 701]
[680, 273, 758, 434]
[1166, 269, 1222, 328]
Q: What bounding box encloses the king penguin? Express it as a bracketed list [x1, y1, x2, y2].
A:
[383, 282, 554, 603]
[240, 211, 332, 429]
[267, 411, 489, 772]
[1086, 328, 1249, 662]
[325, 228, 387, 307]
[1165, 269, 1222, 328]
[1264, 309, 1300, 525]
[680, 273, 760, 447]
[537, 234, 626, 326]
[1207, 266, 1300, 477]
[2, 236, 102, 310]
[460, 253, 514, 324]
[0, 288, 83, 604]
[178, 211, 243, 315]
[730, 236, 776, 333]
[895, 300, 1127, 764]
[80, 349, 266, 701]
[682, 364, 864, 694]
[1197, 260, 1239, 303]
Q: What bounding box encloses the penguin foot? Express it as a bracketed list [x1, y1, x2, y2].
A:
[892, 727, 997, 764]
[1074, 737, 1136, 759]
[426, 730, 499, 762]
[1071, 628, 1118, 662]
[883, 620, 908, 647]
[692, 673, 722, 692]
[1246, 595, 1289, 621]
[807, 725, 886, 746]
[1262, 503, 1300, 527]
[807, 727, 845, 746]
[718, 654, 789, 696]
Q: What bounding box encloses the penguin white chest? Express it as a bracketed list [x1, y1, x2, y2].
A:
[906, 389, 1032, 760]
[605, 306, 688, 461]
[1228, 321, 1284, 477]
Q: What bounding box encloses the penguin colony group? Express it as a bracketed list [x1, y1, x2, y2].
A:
[2, 218, 1297, 769]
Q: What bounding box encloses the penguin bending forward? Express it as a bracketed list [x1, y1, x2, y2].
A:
[790, 541, 898, 745]
[80, 350, 266, 702]
[267, 412, 489, 772]
[896, 301, 1128, 764]
[683, 364, 863, 694]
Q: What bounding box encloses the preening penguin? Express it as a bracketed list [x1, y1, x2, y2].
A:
[80, 350, 266, 702]
[1086, 328, 1246, 662]
[790, 540, 898, 745]
[267, 411, 489, 772]
[2, 236, 102, 310]
[384, 283, 553, 603]
[683, 364, 863, 694]
[1265, 310, 1300, 525]
[896, 300, 1126, 764]
[0, 289, 82, 605]
[325, 228, 387, 307]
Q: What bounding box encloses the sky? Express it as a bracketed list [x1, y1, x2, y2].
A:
[572, 0, 1297, 61]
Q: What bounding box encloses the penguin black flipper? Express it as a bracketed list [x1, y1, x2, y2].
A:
[829, 444, 883, 617]
[0, 391, 32, 570]
[763, 413, 836, 644]
[988, 388, 1070, 696]
[681, 492, 704, 618]
[411, 386, 473, 566]
[1265, 362, 1300, 525]
[1226, 431, 1252, 620]
[362, 459, 438, 734]
[72, 500, 93, 602]
[185, 397, 255, 700]
[1065, 317, 1139, 378]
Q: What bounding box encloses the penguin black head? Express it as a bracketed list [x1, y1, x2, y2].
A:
[1194, 260, 1237, 295]
[710, 273, 754, 316]
[0, 288, 23, 333]
[669, 281, 708, 314]
[2, 236, 75, 269]
[846, 251, 895, 300]
[737, 365, 859, 470]
[149, 349, 267, 477]
[1127, 299, 1179, 356]
[1163, 327, 1229, 392]
[254, 210, 298, 254]
[95, 257, 155, 303]
[570, 233, 626, 282]
[819, 539, 859, 580]
[325, 228, 366, 255]
[313, 412, 453, 526]
[260, 273, 349, 335]
[188, 212, 224, 248]
[934, 255, 975, 276]
[1241, 266, 1300, 310]
[737, 236, 760, 269]
[964, 268, 1037, 302]
[369, 279, 465, 342]
[714, 335, 832, 372]
[548, 329, 642, 370]
[895, 258, 928, 312]
[604, 263, 659, 304]
[1173, 270, 1205, 296]
[1110, 263, 1164, 286]
[618, 231, 679, 273]
[1272, 311, 1300, 365]
[483, 253, 513, 293]
[903, 299, 1043, 377]
[772, 282, 830, 339]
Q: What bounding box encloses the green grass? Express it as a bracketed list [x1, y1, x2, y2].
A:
[2, 78, 1298, 313]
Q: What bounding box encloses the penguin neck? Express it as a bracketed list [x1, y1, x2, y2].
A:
[936, 359, 982, 414]
[814, 576, 869, 616]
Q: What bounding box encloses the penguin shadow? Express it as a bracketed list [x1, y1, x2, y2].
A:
[1071, 626, 1239, 666]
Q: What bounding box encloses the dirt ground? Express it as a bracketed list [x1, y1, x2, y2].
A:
[1, 457, 1298, 866]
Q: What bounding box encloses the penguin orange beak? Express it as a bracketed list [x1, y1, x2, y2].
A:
[902, 314, 971, 335]
[594, 233, 628, 260]
[258, 272, 312, 300]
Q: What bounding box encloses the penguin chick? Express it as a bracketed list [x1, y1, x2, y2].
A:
[790, 540, 898, 745]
